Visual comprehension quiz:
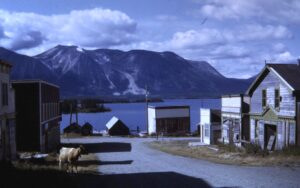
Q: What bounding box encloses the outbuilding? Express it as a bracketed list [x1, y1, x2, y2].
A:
[106, 116, 130, 136]
[63, 123, 82, 134]
[148, 105, 190, 135]
[82, 122, 93, 136]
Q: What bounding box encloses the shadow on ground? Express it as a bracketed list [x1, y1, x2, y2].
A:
[60, 142, 132, 153]
[1, 162, 214, 188]
[77, 159, 133, 166]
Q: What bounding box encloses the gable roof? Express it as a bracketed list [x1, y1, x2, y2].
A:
[246, 63, 300, 96]
[268, 64, 300, 91]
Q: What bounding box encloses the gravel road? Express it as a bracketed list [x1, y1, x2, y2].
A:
[62, 137, 300, 188]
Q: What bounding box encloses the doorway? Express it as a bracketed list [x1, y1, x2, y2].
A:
[265, 124, 276, 150]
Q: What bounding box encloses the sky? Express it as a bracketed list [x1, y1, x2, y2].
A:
[0, 0, 299, 78]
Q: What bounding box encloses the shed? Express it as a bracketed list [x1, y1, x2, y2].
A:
[82, 122, 93, 136]
[63, 123, 82, 134]
[106, 116, 130, 136]
[148, 105, 190, 135]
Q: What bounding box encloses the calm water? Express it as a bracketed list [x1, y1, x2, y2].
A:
[61, 98, 221, 133]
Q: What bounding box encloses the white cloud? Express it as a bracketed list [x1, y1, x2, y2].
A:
[0, 8, 137, 51]
[167, 24, 291, 50]
[199, 0, 300, 23]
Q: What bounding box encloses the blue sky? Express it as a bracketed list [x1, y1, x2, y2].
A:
[0, 0, 299, 78]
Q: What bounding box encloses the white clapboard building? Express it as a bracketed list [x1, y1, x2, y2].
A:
[199, 108, 221, 145]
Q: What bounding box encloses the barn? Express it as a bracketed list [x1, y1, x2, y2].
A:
[106, 116, 130, 136]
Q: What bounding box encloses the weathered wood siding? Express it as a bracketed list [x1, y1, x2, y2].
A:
[250, 70, 295, 117]
[13, 83, 40, 151]
[222, 97, 241, 113]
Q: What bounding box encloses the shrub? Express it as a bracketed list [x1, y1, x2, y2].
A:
[244, 143, 268, 156]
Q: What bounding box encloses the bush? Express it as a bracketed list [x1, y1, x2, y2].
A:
[217, 143, 242, 153]
[274, 145, 300, 156]
[244, 143, 268, 156]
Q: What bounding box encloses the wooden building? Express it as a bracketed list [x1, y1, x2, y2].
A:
[82, 122, 93, 136]
[246, 63, 300, 150]
[106, 116, 130, 136]
[63, 123, 82, 134]
[0, 60, 16, 161]
[199, 108, 221, 145]
[12, 80, 61, 152]
[148, 105, 190, 135]
[221, 94, 250, 145]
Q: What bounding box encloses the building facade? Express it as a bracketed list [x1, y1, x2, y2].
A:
[199, 108, 221, 145]
[12, 80, 61, 152]
[221, 94, 250, 145]
[148, 106, 190, 135]
[247, 63, 300, 150]
[0, 61, 16, 161]
[106, 116, 129, 136]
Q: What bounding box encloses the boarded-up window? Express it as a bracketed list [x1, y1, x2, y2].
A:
[262, 89, 267, 108]
[289, 122, 296, 145]
[275, 89, 280, 108]
[2, 83, 8, 106]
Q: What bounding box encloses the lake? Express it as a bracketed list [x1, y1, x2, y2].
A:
[61, 98, 221, 133]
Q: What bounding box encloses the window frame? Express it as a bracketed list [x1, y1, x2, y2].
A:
[1, 83, 8, 106]
[274, 88, 280, 109]
[262, 89, 267, 108]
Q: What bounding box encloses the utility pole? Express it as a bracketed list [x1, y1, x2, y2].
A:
[145, 85, 149, 134]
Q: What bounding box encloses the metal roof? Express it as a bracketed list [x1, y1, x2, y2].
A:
[148, 105, 190, 109]
[246, 63, 300, 95]
[106, 116, 120, 129]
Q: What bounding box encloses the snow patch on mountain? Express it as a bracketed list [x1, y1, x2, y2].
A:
[76, 47, 84, 52]
[113, 92, 121, 96]
[122, 72, 146, 95]
[105, 74, 116, 89]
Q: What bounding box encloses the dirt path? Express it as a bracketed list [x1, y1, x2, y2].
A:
[62, 137, 300, 188]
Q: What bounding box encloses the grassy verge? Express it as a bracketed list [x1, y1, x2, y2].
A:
[1, 152, 100, 188]
[147, 140, 300, 167]
[15, 151, 100, 173]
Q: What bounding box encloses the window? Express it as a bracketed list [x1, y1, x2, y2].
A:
[1, 83, 8, 106]
[262, 89, 267, 108]
[275, 89, 280, 109]
[204, 124, 209, 137]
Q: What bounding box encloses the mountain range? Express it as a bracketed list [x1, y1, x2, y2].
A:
[0, 45, 255, 98]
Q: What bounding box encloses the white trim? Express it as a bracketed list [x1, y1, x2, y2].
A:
[11, 80, 59, 88]
[246, 66, 267, 95]
[269, 67, 294, 91]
